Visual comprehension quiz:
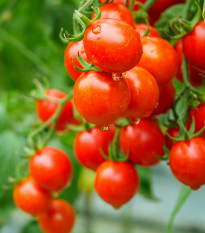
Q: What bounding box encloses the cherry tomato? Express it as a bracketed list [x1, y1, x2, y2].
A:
[138, 37, 178, 86]
[123, 66, 159, 119]
[73, 71, 131, 126]
[183, 21, 205, 73]
[169, 137, 205, 190]
[100, 0, 145, 11]
[134, 24, 160, 37]
[38, 199, 75, 233]
[74, 126, 115, 171]
[13, 177, 51, 216]
[165, 127, 179, 150]
[95, 161, 140, 208]
[120, 119, 165, 166]
[64, 40, 89, 82]
[83, 19, 142, 73]
[37, 89, 78, 132]
[152, 81, 176, 115]
[30, 147, 72, 192]
[92, 3, 135, 26]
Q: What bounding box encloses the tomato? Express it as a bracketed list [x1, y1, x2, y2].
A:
[183, 21, 205, 73]
[92, 3, 135, 26]
[37, 89, 78, 132]
[73, 71, 131, 126]
[138, 37, 178, 86]
[152, 81, 175, 115]
[120, 119, 165, 166]
[64, 40, 89, 82]
[83, 19, 142, 73]
[95, 161, 140, 208]
[169, 137, 205, 190]
[134, 24, 160, 37]
[38, 199, 75, 233]
[29, 147, 72, 192]
[74, 126, 115, 171]
[164, 127, 179, 150]
[174, 40, 203, 88]
[123, 66, 159, 119]
[13, 177, 51, 216]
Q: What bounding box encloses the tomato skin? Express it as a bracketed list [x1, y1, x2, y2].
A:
[74, 127, 115, 171]
[73, 71, 131, 126]
[169, 137, 205, 190]
[134, 24, 160, 37]
[83, 19, 142, 73]
[123, 66, 159, 119]
[95, 161, 140, 208]
[64, 41, 89, 82]
[120, 119, 165, 166]
[183, 21, 205, 73]
[138, 37, 178, 86]
[165, 127, 179, 150]
[13, 177, 51, 216]
[38, 199, 75, 233]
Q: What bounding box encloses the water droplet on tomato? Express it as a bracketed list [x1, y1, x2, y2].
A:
[101, 126, 109, 131]
[133, 118, 140, 124]
[112, 73, 123, 82]
[92, 25, 101, 34]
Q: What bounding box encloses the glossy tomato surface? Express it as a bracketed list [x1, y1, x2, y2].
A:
[13, 177, 51, 216]
[169, 137, 205, 190]
[83, 19, 142, 73]
[95, 161, 140, 208]
[29, 147, 73, 191]
[138, 37, 178, 86]
[120, 119, 165, 166]
[123, 66, 159, 119]
[134, 24, 160, 37]
[38, 199, 75, 233]
[73, 71, 131, 126]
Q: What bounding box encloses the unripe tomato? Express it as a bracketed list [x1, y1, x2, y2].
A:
[95, 161, 140, 208]
[138, 37, 178, 86]
[120, 119, 165, 166]
[83, 19, 142, 73]
[169, 137, 205, 190]
[38, 199, 75, 233]
[73, 71, 131, 126]
[123, 66, 159, 119]
[13, 177, 51, 216]
[134, 24, 160, 37]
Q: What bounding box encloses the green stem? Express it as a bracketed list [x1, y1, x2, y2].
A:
[125, 0, 129, 8]
[78, 0, 94, 13]
[184, 0, 194, 20]
[144, 0, 158, 11]
[110, 128, 120, 161]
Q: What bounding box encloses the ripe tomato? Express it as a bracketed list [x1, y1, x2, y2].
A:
[138, 37, 178, 86]
[83, 19, 142, 73]
[123, 66, 159, 119]
[74, 126, 115, 171]
[164, 127, 179, 150]
[134, 24, 160, 37]
[95, 161, 140, 208]
[13, 177, 51, 216]
[169, 137, 205, 190]
[183, 21, 205, 73]
[64, 40, 89, 82]
[29, 147, 72, 192]
[92, 3, 135, 26]
[152, 81, 176, 115]
[38, 199, 75, 233]
[37, 89, 78, 132]
[120, 119, 165, 166]
[73, 71, 131, 126]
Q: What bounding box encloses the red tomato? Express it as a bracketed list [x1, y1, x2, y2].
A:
[152, 81, 176, 115]
[29, 147, 72, 192]
[74, 127, 115, 171]
[138, 37, 178, 86]
[100, 0, 145, 11]
[123, 66, 159, 119]
[92, 3, 135, 26]
[183, 21, 205, 73]
[169, 137, 205, 190]
[83, 19, 142, 73]
[37, 89, 78, 132]
[13, 177, 51, 216]
[64, 40, 89, 82]
[174, 40, 203, 88]
[165, 127, 179, 150]
[73, 71, 131, 126]
[134, 24, 160, 37]
[38, 199, 75, 233]
[120, 119, 165, 166]
[95, 161, 140, 208]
